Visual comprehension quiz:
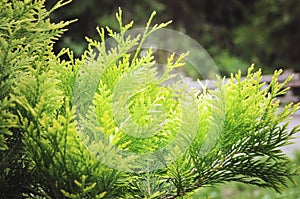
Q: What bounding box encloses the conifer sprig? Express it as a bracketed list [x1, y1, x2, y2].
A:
[0, 1, 299, 198]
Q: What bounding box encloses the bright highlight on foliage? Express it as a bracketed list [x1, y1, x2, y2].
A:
[0, 0, 299, 198]
[73, 8, 221, 172]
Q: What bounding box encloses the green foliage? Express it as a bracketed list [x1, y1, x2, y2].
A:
[189, 67, 300, 192]
[61, 175, 106, 199]
[0, 0, 73, 197]
[214, 50, 248, 76]
[84, 17, 183, 154]
[46, 0, 165, 57]
[194, 150, 300, 199]
[47, 0, 300, 75]
[1, 1, 300, 198]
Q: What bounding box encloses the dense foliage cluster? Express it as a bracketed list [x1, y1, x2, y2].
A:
[1, 1, 299, 198]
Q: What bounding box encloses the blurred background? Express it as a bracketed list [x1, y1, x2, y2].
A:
[46, 0, 300, 77]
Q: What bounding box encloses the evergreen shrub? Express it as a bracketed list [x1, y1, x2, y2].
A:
[0, 1, 299, 198]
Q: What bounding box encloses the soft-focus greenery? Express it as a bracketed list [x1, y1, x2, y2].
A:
[1, 1, 300, 198]
[46, 0, 300, 76]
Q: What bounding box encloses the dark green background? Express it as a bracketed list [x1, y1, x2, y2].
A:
[47, 0, 300, 76]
